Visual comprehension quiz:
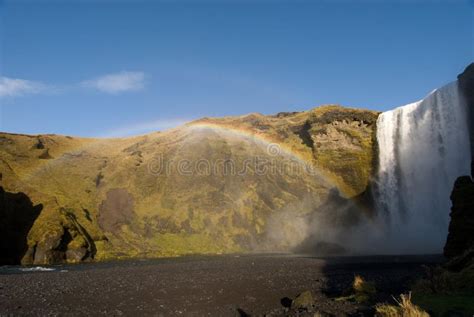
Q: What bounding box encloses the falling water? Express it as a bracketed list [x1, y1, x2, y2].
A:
[375, 81, 471, 254]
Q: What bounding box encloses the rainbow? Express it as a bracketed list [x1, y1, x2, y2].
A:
[10, 121, 352, 198]
[186, 121, 349, 196]
[187, 122, 311, 161]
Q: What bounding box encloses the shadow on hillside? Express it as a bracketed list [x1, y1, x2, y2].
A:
[293, 187, 374, 255]
[0, 186, 43, 265]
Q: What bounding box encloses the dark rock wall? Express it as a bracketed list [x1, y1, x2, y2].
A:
[457, 62, 474, 177]
[444, 176, 474, 258]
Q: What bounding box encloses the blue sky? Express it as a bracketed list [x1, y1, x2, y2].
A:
[0, 0, 473, 137]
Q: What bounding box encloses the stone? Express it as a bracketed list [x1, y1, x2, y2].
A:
[66, 247, 88, 263]
[33, 227, 66, 264]
[291, 290, 314, 310]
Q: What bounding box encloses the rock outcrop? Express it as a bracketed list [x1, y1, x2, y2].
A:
[304, 106, 378, 197]
[21, 208, 96, 265]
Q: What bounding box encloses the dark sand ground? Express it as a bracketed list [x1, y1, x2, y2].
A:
[0, 254, 442, 316]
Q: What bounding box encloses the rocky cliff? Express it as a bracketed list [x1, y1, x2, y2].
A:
[0, 105, 379, 264]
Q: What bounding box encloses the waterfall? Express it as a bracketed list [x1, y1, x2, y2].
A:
[375, 81, 471, 254]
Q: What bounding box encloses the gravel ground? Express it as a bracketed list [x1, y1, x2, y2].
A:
[0, 254, 442, 316]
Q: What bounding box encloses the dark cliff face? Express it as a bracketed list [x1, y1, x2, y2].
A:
[444, 176, 474, 259]
[457, 62, 474, 177]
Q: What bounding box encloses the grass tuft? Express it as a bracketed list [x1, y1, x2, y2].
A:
[353, 275, 376, 303]
[375, 293, 429, 317]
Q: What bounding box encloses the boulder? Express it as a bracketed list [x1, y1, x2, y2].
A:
[66, 247, 88, 263]
[291, 290, 314, 310]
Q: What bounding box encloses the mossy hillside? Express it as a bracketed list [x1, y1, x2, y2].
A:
[308, 105, 380, 197]
[0, 105, 380, 264]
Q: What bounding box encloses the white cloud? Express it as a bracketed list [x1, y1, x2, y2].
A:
[1, 71, 147, 98]
[101, 118, 191, 137]
[0, 77, 50, 97]
[82, 71, 146, 94]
